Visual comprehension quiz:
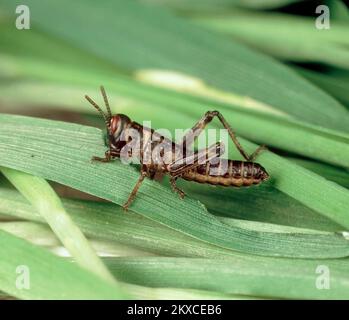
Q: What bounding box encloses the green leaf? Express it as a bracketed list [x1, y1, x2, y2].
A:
[289, 157, 349, 189]
[0, 220, 158, 258]
[2, 103, 348, 230]
[329, 0, 349, 22]
[1, 187, 349, 300]
[1, 168, 116, 283]
[3, 187, 342, 259]
[104, 256, 349, 300]
[0, 230, 128, 299]
[193, 10, 349, 70]
[0, 115, 349, 258]
[0, 187, 248, 259]
[0, 228, 243, 300]
[144, 0, 301, 12]
[295, 67, 349, 110]
[182, 182, 343, 232]
[120, 284, 252, 300]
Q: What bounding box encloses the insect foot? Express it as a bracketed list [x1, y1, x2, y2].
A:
[170, 178, 186, 199]
[248, 144, 268, 161]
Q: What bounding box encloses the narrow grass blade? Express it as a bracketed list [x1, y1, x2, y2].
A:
[288, 157, 349, 189]
[295, 67, 349, 109]
[104, 256, 349, 300]
[146, 0, 301, 11]
[0, 187, 241, 259]
[0, 182, 348, 262]
[1, 113, 348, 235]
[0, 230, 128, 299]
[0, 227, 253, 300]
[2, 188, 349, 300]
[0, 221, 156, 258]
[1, 168, 116, 283]
[121, 283, 252, 300]
[2, 187, 342, 259]
[193, 10, 349, 70]
[183, 181, 343, 231]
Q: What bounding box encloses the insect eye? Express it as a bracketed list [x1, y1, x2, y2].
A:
[110, 116, 120, 135]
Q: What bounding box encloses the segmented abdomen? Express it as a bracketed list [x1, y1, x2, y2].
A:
[181, 160, 268, 187]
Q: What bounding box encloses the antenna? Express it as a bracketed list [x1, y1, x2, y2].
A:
[85, 94, 109, 126]
[100, 86, 112, 120]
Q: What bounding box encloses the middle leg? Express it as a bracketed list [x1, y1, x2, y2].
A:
[91, 150, 120, 162]
[170, 177, 185, 199]
[180, 110, 266, 161]
[123, 170, 147, 211]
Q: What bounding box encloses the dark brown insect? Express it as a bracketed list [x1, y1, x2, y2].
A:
[86, 86, 269, 210]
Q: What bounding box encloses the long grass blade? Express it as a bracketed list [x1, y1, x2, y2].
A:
[0, 230, 128, 299]
[1, 168, 116, 283]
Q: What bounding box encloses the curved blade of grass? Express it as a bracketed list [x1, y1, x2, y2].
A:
[1, 168, 116, 283]
[2, 188, 349, 300]
[193, 10, 349, 70]
[0, 218, 328, 263]
[0, 0, 348, 131]
[181, 182, 343, 232]
[104, 256, 349, 300]
[0, 219, 298, 298]
[0, 187, 246, 260]
[2, 187, 342, 260]
[289, 157, 349, 189]
[0, 218, 325, 256]
[0, 117, 348, 258]
[0, 285, 249, 301]
[295, 67, 349, 109]
[120, 283, 252, 300]
[0, 221, 62, 248]
[0, 230, 128, 299]
[0, 108, 346, 233]
[1, 229, 238, 300]
[330, 0, 349, 22]
[0, 220, 157, 258]
[217, 216, 330, 234]
[0, 110, 348, 232]
[145, 0, 301, 12]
